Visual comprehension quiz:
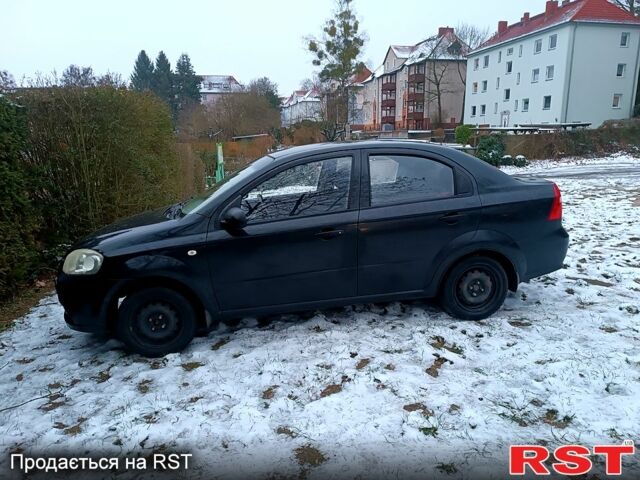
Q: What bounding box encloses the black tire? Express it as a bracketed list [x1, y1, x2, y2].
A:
[440, 256, 508, 321]
[116, 287, 197, 357]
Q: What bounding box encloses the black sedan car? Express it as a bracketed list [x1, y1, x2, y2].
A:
[57, 141, 568, 356]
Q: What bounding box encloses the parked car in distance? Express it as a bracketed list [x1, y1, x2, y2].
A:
[56, 140, 569, 356]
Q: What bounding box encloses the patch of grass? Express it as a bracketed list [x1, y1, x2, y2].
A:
[262, 385, 279, 400]
[355, 358, 371, 370]
[93, 368, 111, 384]
[137, 379, 152, 394]
[419, 426, 438, 437]
[211, 337, 229, 351]
[276, 426, 298, 438]
[600, 325, 619, 333]
[384, 363, 396, 371]
[294, 445, 327, 467]
[436, 463, 458, 475]
[63, 417, 87, 436]
[15, 373, 23, 382]
[430, 336, 464, 355]
[181, 362, 204, 372]
[15, 358, 34, 365]
[542, 409, 574, 429]
[403, 403, 433, 417]
[508, 320, 532, 328]
[426, 357, 449, 378]
[320, 384, 342, 398]
[0, 277, 55, 333]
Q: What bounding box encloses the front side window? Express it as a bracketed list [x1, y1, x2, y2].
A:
[514, 99, 519, 111]
[506, 61, 513, 74]
[474, 58, 480, 70]
[241, 157, 352, 223]
[543, 95, 552, 110]
[613, 93, 622, 108]
[522, 98, 530, 112]
[483, 55, 489, 68]
[534, 39, 543, 54]
[471, 105, 477, 116]
[517, 72, 521, 84]
[546, 65, 555, 80]
[481, 104, 486, 116]
[621, 32, 630, 47]
[504, 88, 511, 101]
[549, 34, 558, 50]
[482, 80, 488, 92]
[617, 63, 627, 77]
[519, 44, 523, 57]
[472, 82, 478, 94]
[507, 47, 514, 56]
[532, 68, 540, 83]
[368, 155, 455, 207]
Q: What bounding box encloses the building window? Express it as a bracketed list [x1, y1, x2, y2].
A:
[382, 107, 395, 117]
[546, 65, 555, 80]
[543, 95, 552, 110]
[482, 80, 488, 92]
[532, 68, 540, 83]
[483, 55, 489, 68]
[496, 77, 500, 89]
[506, 61, 513, 74]
[519, 44, 523, 57]
[474, 58, 480, 70]
[617, 63, 627, 77]
[621, 32, 630, 47]
[514, 99, 519, 111]
[481, 104, 486, 116]
[494, 102, 498, 114]
[382, 90, 396, 100]
[522, 98, 530, 112]
[613, 94, 622, 108]
[504, 89, 511, 101]
[549, 34, 558, 50]
[507, 47, 514, 56]
[534, 39, 543, 54]
[472, 82, 478, 94]
[517, 72, 521, 85]
[498, 51, 502, 63]
[471, 106, 477, 117]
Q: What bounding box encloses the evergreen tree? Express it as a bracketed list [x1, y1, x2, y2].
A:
[130, 50, 154, 91]
[152, 51, 174, 107]
[174, 53, 202, 114]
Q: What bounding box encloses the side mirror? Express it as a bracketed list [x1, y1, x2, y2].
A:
[221, 206, 247, 230]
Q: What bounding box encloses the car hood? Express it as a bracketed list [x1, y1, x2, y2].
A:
[72, 207, 208, 256]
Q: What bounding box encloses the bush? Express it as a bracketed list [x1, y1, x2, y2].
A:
[475, 135, 506, 166]
[0, 96, 40, 300]
[455, 124, 473, 145]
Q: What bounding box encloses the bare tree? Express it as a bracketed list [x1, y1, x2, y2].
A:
[455, 22, 492, 51]
[612, 0, 638, 15]
[0, 70, 16, 93]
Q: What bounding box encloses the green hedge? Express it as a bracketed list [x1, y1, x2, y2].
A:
[0, 87, 182, 301]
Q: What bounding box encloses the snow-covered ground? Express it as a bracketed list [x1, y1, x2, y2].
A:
[1, 155, 639, 479]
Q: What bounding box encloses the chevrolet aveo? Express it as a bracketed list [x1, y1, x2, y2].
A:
[57, 141, 569, 357]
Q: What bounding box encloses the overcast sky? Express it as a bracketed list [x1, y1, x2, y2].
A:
[2, 0, 551, 95]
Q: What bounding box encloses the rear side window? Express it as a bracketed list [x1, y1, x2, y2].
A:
[241, 156, 352, 223]
[368, 155, 454, 207]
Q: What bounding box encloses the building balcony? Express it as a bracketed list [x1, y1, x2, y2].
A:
[408, 73, 424, 83]
[381, 115, 396, 124]
[381, 82, 396, 91]
[407, 92, 424, 102]
[381, 99, 396, 108]
[407, 112, 424, 120]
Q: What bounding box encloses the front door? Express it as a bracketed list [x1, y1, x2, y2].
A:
[357, 150, 481, 296]
[206, 154, 360, 312]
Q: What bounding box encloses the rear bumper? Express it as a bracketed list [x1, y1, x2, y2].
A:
[56, 273, 114, 334]
[521, 225, 569, 281]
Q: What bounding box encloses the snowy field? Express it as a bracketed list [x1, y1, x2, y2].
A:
[1, 155, 640, 479]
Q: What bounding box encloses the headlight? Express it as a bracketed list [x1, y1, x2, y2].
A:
[62, 249, 104, 275]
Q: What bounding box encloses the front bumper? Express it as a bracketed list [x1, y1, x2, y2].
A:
[56, 273, 116, 334]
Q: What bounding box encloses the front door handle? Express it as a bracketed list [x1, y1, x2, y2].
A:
[439, 212, 466, 225]
[315, 228, 344, 240]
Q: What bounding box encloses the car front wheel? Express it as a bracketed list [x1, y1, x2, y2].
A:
[116, 287, 197, 357]
[440, 256, 508, 321]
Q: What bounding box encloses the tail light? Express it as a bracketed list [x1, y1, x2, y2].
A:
[548, 183, 562, 221]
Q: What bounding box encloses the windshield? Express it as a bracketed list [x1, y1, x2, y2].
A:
[181, 155, 274, 215]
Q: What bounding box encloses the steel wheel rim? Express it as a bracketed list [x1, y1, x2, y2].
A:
[457, 269, 495, 307]
[133, 302, 181, 346]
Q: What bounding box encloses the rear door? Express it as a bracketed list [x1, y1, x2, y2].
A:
[206, 152, 361, 312]
[357, 148, 481, 296]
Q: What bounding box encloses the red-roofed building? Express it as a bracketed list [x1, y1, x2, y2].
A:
[465, 0, 640, 128]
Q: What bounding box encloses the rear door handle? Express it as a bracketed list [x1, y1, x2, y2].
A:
[315, 228, 344, 240]
[439, 212, 466, 225]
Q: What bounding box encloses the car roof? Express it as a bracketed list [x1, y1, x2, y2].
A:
[268, 140, 514, 188]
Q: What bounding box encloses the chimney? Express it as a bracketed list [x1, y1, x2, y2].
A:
[521, 12, 530, 24]
[438, 26, 454, 37]
[498, 21, 508, 35]
[546, 0, 559, 15]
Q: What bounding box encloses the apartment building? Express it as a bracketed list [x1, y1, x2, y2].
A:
[465, 0, 640, 128]
[362, 27, 468, 131]
[200, 75, 243, 105]
[280, 88, 322, 127]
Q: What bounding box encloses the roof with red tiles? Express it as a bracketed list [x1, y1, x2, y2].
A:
[479, 0, 640, 51]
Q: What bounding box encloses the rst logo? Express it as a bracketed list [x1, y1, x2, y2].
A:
[509, 441, 635, 476]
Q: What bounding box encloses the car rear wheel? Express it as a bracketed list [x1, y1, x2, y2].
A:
[116, 287, 197, 357]
[440, 257, 508, 321]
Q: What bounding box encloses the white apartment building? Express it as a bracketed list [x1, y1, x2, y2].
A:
[280, 88, 322, 127]
[465, 0, 640, 128]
